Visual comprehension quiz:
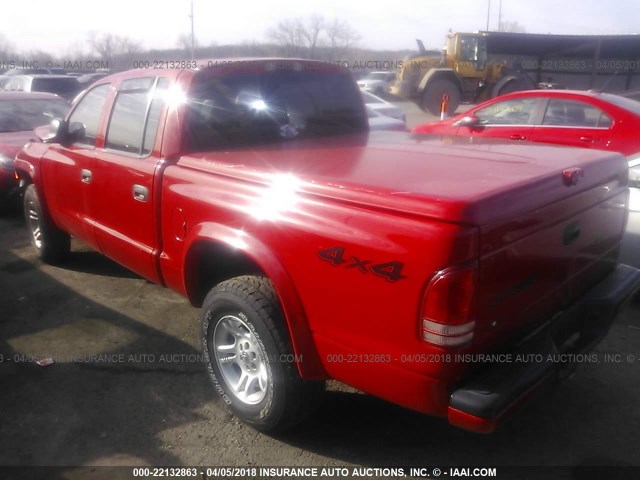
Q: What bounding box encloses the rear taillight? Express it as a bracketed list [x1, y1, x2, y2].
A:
[421, 262, 478, 347]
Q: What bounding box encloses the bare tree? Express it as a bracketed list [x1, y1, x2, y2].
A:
[267, 18, 305, 57]
[325, 18, 361, 60]
[297, 15, 325, 59]
[267, 15, 360, 59]
[176, 33, 200, 54]
[65, 40, 88, 59]
[0, 33, 16, 60]
[88, 32, 141, 70]
[24, 50, 55, 67]
[499, 20, 526, 33]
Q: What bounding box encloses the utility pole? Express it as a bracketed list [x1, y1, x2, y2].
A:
[498, 0, 503, 31]
[190, 0, 195, 60]
[486, 0, 491, 31]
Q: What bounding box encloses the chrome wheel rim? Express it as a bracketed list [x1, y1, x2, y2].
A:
[26, 200, 42, 249]
[213, 314, 269, 405]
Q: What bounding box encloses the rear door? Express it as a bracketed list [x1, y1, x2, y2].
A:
[40, 83, 111, 246]
[530, 98, 613, 149]
[456, 97, 541, 141]
[88, 77, 168, 283]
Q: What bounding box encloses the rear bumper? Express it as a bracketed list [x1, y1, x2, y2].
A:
[448, 263, 640, 433]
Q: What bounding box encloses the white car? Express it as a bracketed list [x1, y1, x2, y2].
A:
[361, 90, 406, 125]
[3, 75, 81, 101]
[366, 107, 406, 131]
[357, 71, 397, 96]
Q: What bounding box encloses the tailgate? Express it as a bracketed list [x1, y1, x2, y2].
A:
[474, 164, 630, 348]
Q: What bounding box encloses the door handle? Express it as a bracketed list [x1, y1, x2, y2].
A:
[80, 169, 92, 183]
[580, 136, 600, 143]
[132, 184, 148, 202]
[510, 134, 526, 140]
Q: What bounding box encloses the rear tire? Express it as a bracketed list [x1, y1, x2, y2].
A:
[421, 79, 461, 116]
[23, 184, 70, 265]
[201, 275, 324, 432]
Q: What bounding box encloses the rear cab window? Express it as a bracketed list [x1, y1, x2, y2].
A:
[184, 64, 368, 152]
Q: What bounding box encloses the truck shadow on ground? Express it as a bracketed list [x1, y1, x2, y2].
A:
[61, 248, 143, 279]
[0, 247, 220, 474]
[280, 373, 640, 468]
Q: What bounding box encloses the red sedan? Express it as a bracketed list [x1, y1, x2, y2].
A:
[0, 92, 69, 208]
[412, 90, 640, 186]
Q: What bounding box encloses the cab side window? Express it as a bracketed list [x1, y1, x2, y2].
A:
[105, 77, 168, 156]
[542, 99, 612, 128]
[474, 98, 538, 125]
[68, 84, 110, 147]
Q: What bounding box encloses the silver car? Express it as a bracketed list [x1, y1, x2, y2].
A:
[357, 71, 397, 97]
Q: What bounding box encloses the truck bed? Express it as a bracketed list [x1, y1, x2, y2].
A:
[177, 131, 628, 226]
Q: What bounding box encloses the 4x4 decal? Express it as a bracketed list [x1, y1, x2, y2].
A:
[317, 246, 407, 282]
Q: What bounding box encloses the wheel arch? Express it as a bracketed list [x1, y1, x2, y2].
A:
[15, 155, 38, 190]
[491, 74, 534, 98]
[182, 223, 326, 379]
[14, 152, 58, 229]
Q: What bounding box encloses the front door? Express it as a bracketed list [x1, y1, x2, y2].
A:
[40, 83, 111, 248]
[457, 96, 540, 141]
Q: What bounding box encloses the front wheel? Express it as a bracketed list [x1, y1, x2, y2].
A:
[23, 184, 70, 264]
[201, 275, 324, 432]
[421, 79, 461, 116]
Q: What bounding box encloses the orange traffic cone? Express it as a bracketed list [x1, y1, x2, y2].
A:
[440, 93, 450, 121]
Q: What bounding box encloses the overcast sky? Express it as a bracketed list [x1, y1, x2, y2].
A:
[1, 0, 638, 56]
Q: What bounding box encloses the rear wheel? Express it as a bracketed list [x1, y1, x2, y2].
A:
[421, 79, 461, 116]
[201, 275, 324, 432]
[23, 184, 70, 264]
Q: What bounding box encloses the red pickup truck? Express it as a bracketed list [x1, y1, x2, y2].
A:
[14, 59, 640, 433]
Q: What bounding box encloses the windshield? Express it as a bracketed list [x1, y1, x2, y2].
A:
[601, 93, 640, 116]
[0, 98, 69, 132]
[185, 68, 368, 151]
[459, 35, 488, 70]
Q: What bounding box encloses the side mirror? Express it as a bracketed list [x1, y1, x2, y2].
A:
[453, 114, 481, 127]
[42, 118, 68, 143]
[67, 121, 86, 144]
